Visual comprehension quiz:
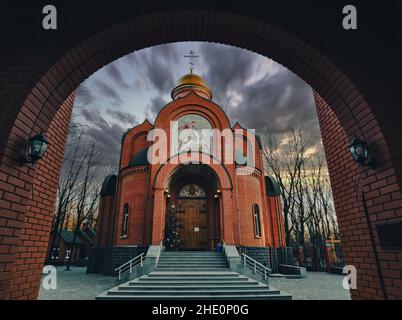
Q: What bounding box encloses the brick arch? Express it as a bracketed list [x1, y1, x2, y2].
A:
[0, 10, 400, 300]
[153, 153, 233, 191]
[154, 92, 232, 130]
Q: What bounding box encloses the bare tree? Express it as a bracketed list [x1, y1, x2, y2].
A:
[48, 124, 84, 261]
[262, 128, 310, 245]
[262, 127, 339, 256]
[65, 139, 101, 271]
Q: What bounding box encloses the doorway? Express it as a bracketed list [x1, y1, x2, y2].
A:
[177, 198, 207, 250]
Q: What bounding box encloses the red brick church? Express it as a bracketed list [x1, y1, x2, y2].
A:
[89, 72, 287, 274]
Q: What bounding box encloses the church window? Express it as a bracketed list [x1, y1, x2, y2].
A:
[65, 249, 71, 260]
[121, 203, 129, 238]
[253, 204, 262, 238]
[51, 248, 60, 260]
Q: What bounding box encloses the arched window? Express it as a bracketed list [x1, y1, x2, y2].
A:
[253, 204, 261, 238]
[121, 203, 129, 238]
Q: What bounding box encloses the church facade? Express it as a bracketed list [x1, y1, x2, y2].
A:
[90, 73, 287, 274]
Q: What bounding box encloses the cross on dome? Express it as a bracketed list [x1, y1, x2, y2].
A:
[184, 50, 199, 74]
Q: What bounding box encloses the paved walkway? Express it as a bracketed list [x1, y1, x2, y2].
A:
[270, 272, 351, 300]
[38, 267, 118, 300]
[38, 267, 350, 300]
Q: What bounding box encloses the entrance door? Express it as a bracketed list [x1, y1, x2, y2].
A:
[177, 199, 207, 250]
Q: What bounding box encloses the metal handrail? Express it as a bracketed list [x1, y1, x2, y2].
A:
[115, 253, 145, 280]
[241, 253, 272, 280]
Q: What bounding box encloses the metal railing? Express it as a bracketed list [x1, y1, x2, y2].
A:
[115, 253, 145, 280]
[241, 253, 272, 280]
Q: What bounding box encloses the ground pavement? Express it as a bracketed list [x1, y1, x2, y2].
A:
[38, 267, 350, 300]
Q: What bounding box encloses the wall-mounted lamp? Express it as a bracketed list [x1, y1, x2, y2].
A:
[20, 132, 49, 166]
[348, 137, 373, 168]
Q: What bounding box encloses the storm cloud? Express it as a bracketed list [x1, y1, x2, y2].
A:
[93, 78, 124, 106]
[71, 42, 323, 167]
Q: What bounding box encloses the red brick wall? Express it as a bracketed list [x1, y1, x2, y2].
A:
[96, 195, 116, 248]
[0, 93, 74, 299]
[120, 121, 153, 169]
[115, 166, 149, 246]
[315, 92, 402, 300]
[266, 196, 286, 247]
[236, 169, 266, 247]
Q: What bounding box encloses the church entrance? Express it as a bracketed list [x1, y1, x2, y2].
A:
[164, 164, 221, 251]
[177, 198, 207, 250]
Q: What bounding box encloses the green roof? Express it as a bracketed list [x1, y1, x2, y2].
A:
[129, 148, 150, 166]
[265, 176, 281, 196]
[60, 230, 84, 245]
[100, 175, 117, 196]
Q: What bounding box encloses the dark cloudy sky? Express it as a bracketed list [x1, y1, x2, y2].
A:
[72, 42, 321, 163]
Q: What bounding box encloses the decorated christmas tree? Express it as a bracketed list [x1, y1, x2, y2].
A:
[163, 209, 181, 250]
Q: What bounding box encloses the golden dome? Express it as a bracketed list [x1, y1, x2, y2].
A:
[177, 74, 207, 86]
[171, 73, 212, 100]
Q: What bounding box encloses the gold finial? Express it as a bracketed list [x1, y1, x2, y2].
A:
[184, 50, 199, 74]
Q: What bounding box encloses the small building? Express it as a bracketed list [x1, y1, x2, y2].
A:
[47, 225, 96, 266]
[47, 230, 84, 265]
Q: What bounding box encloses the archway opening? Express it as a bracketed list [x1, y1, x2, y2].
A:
[164, 164, 221, 251]
[0, 10, 400, 301]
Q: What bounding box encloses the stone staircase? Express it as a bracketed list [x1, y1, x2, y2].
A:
[97, 251, 291, 300]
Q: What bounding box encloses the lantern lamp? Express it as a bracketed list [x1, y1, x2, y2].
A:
[348, 137, 372, 167]
[20, 132, 49, 165]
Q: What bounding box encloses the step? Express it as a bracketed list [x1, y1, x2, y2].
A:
[158, 258, 226, 261]
[105, 288, 281, 296]
[96, 293, 292, 300]
[160, 255, 225, 257]
[156, 268, 229, 271]
[161, 251, 223, 253]
[158, 259, 228, 265]
[159, 257, 226, 260]
[158, 262, 228, 268]
[137, 277, 249, 282]
[120, 285, 267, 291]
[130, 280, 259, 285]
[146, 271, 240, 276]
[158, 262, 228, 264]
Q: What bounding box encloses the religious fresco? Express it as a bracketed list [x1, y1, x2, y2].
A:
[177, 114, 213, 153]
[178, 184, 207, 198]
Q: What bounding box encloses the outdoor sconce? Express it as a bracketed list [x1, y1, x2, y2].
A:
[20, 132, 49, 165]
[348, 137, 373, 167]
